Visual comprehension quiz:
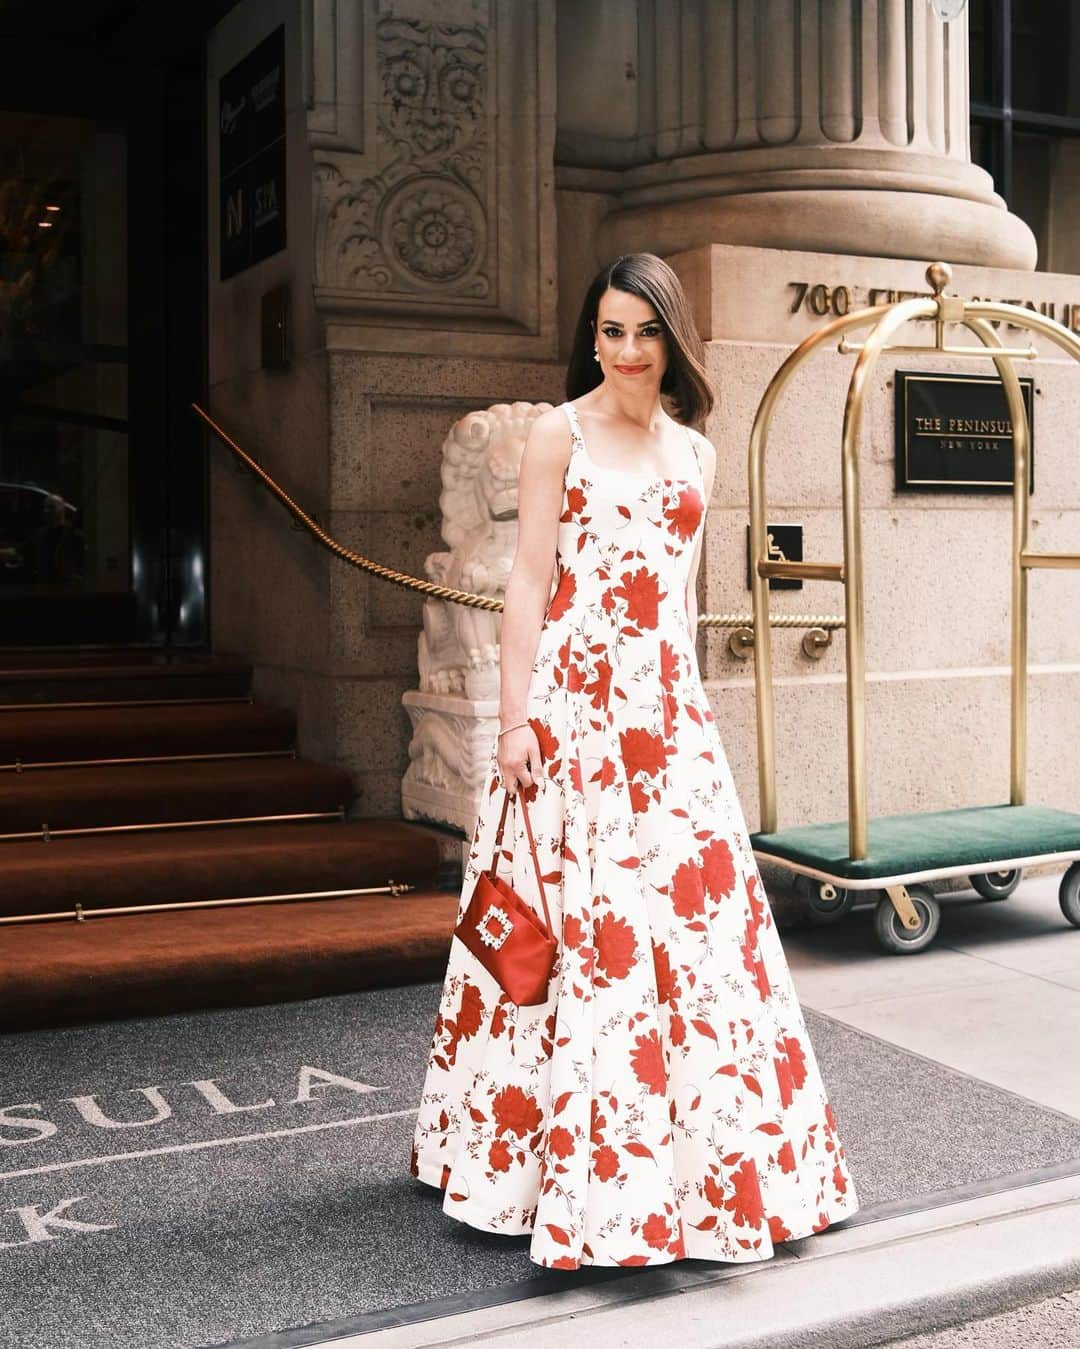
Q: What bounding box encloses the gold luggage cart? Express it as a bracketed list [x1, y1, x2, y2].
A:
[747, 262, 1080, 953]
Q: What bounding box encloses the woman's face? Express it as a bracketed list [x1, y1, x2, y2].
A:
[592, 287, 668, 389]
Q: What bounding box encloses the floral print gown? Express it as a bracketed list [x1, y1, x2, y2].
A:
[410, 399, 860, 1268]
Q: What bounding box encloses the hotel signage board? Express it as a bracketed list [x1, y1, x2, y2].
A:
[894, 371, 1035, 493]
[219, 26, 286, 280]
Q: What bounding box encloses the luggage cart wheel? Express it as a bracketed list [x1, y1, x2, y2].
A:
[1060, 862, 1080, 928]
[794, 875, 855, 924]
[874, 884, 941, 954]
[971, 869, 1022, 901]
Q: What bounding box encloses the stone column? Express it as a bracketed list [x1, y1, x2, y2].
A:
[556, 0, 1036, 271]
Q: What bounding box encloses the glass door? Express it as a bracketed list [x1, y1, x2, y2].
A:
[0, 111, 135, 643]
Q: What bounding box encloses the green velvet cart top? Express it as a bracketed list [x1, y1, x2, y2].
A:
[750, 804, 1080, 883]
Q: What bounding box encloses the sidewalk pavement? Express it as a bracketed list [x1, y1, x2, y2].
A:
[314, 868, 1080, 1349]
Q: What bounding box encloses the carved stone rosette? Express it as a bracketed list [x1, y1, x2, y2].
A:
[305, 0, 556, 353]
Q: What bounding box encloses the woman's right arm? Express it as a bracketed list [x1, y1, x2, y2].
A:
[496, 408, 572, 794]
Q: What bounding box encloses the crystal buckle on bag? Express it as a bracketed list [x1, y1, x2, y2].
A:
[477, 904, 513, 950]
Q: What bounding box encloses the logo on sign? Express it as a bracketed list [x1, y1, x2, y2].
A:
[225, 190, 244, 241]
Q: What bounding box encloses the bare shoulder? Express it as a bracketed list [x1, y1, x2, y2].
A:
[522, 403, 573, 468]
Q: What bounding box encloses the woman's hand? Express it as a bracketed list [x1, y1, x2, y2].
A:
[497, 722, 542, 796]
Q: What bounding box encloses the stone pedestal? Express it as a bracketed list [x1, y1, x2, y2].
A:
[401, 691, 498, 831]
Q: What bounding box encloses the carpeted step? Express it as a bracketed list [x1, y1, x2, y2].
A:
[0, 892, 461, 1030]
[0, 701, 296, 767]
[0, 758, 354, 838]
[0, 650, 252, 706]
[0, 818, 444, 918]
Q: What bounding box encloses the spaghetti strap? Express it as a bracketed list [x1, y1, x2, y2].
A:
[562, 400, 583, 443]
[683, 425, 703, 485]
[562, 401, 588, 476]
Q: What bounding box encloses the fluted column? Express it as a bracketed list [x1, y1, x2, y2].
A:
[556, 0, 1035, 271]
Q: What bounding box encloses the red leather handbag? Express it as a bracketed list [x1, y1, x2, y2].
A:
[454, 788, 557, 1007]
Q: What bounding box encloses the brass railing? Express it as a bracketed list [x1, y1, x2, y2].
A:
[192, 403, 845, 645]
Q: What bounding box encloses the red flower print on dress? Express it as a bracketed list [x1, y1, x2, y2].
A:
[727, 1159, 765, 1229]
[561, 484, 586, 521]
[701, 837, 736, 900]
[630, 1030, 667, 1095]
[455, 980, 485, 1038]
[784, 1035, 809, 1089]
[594, 912, 637, 981]
[664, 487, 703, 541]
[659, 640, 679, 691]
[612, 566, 662, 629]
[492, 1086, 544, 1138]
[563, 914, 585, 949]
[642, 1212, 673, 1249]
[620, 727, 669, 779]
[593, 1145, 620, 1181]
[557, 634, 587, 692]
[547, 1126, 575, 1159]
[773, 1035, 808, 1109]
[529, 716, 560, 769]
[489, 1139, 513, 1172]
[651, 941, 679, 1004]
[670, 859, 706, 918]
[703, 1172, 725, 1210]
[546, 568, 576, 622]
[742, 916, 772, 1001]
[585, 657, 612, 711]
[627, 779, 652, 815]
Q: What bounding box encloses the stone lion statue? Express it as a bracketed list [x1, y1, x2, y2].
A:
[418, 399, 554, 701]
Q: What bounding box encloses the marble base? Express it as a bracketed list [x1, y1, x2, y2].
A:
[401, 690, 499, 833]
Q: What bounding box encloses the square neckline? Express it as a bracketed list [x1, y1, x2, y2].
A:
[562, 401, 701, 487]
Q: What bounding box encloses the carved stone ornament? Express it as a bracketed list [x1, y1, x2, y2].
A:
[418, 400, 552, 701]
[401, 400, 555, 831]
[305, 1, 554, 350]
[316, 13, 487, 296]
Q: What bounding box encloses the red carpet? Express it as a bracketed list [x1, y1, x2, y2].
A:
[0, 648, 466, 1030]
[0, 891, 460, 1030]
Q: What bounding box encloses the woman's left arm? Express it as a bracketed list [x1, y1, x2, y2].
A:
[684, 430, 717, 646]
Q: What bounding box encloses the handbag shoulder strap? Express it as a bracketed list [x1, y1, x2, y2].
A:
[486, 789, 554, 937]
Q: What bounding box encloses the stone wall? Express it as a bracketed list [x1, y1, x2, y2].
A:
[204, 0, 1080, 830]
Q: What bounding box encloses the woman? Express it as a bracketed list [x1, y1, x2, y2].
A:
[410, 252, 860, 1268]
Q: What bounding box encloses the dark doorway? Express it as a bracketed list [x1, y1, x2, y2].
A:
[0, 3, 233, 647]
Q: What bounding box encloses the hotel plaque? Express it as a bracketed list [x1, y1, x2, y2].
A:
[894, 371, 1035, 493]
[220, 26, 287, 281]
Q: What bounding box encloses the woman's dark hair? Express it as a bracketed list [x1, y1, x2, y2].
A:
[565, 252, 714, 425]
